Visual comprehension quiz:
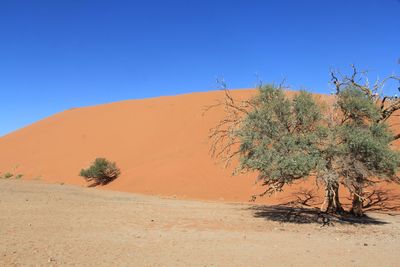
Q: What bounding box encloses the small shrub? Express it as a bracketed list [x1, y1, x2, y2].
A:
[1, 172, 13, 179]
[14, 174, 23, 179]
[80, 158, 120, 185]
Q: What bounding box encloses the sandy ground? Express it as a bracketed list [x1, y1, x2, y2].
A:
[1, 179, 400, 267]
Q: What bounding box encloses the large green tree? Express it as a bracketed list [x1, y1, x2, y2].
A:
[209, 68, 400, 216]
[208, 85, 343, 213]
[330, 66, 400, 216]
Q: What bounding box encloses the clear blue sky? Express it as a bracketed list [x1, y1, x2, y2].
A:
[1, 0, 399, 136]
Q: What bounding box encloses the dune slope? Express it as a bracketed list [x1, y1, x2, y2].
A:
[0, 89, 398, 203]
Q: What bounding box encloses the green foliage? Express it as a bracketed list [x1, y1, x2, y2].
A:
[235, 85, 326, 194]
[80, 158, 121, 185]
[334, 85, 400, 179]
[338, 118, 400, 180]
[337, 86, 380, 123]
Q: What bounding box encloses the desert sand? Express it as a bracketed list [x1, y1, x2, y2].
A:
[1, 179, 400, 267]
[1, 89, 398, 204]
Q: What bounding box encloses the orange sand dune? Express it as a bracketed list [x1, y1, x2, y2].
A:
[0, 89, 399, 204]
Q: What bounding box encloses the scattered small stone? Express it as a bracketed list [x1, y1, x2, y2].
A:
[151, 219, 154, 222]
[28, 223, 31, 227]
[363, 243, 368, 246]
[48, 257, 55, 262]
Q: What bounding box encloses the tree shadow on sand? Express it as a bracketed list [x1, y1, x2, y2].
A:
[87, 181, 103, 188]
[247, 188, 400, 226]
[248, 205, 387, 226]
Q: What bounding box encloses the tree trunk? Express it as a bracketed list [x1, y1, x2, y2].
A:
[321, 180, 344, 214]
[351, 179, 364, 216]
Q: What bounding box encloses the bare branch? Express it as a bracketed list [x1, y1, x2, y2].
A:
[204, 87, 254, 168]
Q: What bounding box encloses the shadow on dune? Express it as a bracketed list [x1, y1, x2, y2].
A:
[87, 182, 102, 188]
[359, 189, 400, 213]
[87, 179, 116, 187]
